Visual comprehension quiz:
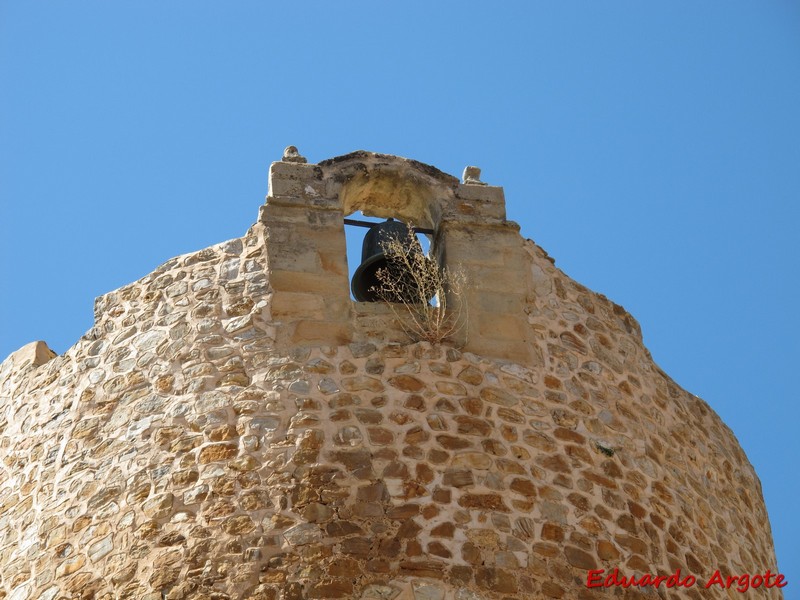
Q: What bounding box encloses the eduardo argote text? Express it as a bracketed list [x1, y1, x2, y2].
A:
[586, 568, 787, 593]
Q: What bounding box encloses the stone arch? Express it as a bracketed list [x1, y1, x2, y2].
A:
[262, 148, 533, 362]
[318, 151, 459, 230]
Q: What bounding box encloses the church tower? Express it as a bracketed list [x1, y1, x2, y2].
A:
[0, 149, 780, 599]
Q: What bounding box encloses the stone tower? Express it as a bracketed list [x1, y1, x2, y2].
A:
[0, 150, 781, 599]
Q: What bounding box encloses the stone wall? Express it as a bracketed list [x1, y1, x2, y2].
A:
[0, 151, 780, 599]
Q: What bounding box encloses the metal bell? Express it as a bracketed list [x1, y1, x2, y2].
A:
[351, 218, 429, 303]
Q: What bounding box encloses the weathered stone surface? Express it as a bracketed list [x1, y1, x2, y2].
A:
[142, 493, 174, 520]
[0, 150, 778, 600]
[443, 468, 475, 488]
[283, 523, 321, 546]
[6, 340, 56, 369]
[388, 375, 425, 392]
[564, 545, 597, 569]
[451, 452, 492, 470]
[198, 443, 238, 464]
[361, 584, 401, 599]
[458, 493, 509, 512]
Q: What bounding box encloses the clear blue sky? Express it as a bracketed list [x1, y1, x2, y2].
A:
[2, 1, 798, 587]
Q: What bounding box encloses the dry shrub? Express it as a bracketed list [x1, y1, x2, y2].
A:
[370, 230, 467, 345]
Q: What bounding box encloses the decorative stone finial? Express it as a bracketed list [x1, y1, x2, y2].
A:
[462, 165, 486, 185]
[282, 145, 307, 163]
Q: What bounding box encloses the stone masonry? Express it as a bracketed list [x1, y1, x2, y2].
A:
[0, 150, 780, 599]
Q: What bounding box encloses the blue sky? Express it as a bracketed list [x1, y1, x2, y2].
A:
[2, 1, 798, 587]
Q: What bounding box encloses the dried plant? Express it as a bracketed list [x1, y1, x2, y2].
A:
[369, 230, 467, 345]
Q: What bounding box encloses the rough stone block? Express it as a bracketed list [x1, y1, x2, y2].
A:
[6, 340, 56, 369]
[268, 248, 322, 274]
[268, 161, 323, 194]
[464, 265, 529, 294]
[260, 203, 344, 227]
[452, 184, 506, 219]
[290, 320, 352, 346]
[271, 292, 326, 318]
[476, 313, 528, 342]
[270, 270, 349, 296]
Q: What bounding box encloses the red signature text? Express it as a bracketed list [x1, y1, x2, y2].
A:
[586, 568, 787, 592]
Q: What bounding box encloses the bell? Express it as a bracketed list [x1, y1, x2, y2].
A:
[351, 218, 430, 303]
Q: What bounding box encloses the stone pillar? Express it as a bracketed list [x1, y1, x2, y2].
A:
[259, 153, 352, 347]
[439, 177, 533, 363]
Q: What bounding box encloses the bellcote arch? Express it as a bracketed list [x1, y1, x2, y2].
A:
[259, 148, 533, 363]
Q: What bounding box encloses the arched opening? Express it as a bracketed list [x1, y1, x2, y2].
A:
[339, 171, 441, 303]
[339, 171, 440, 230]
